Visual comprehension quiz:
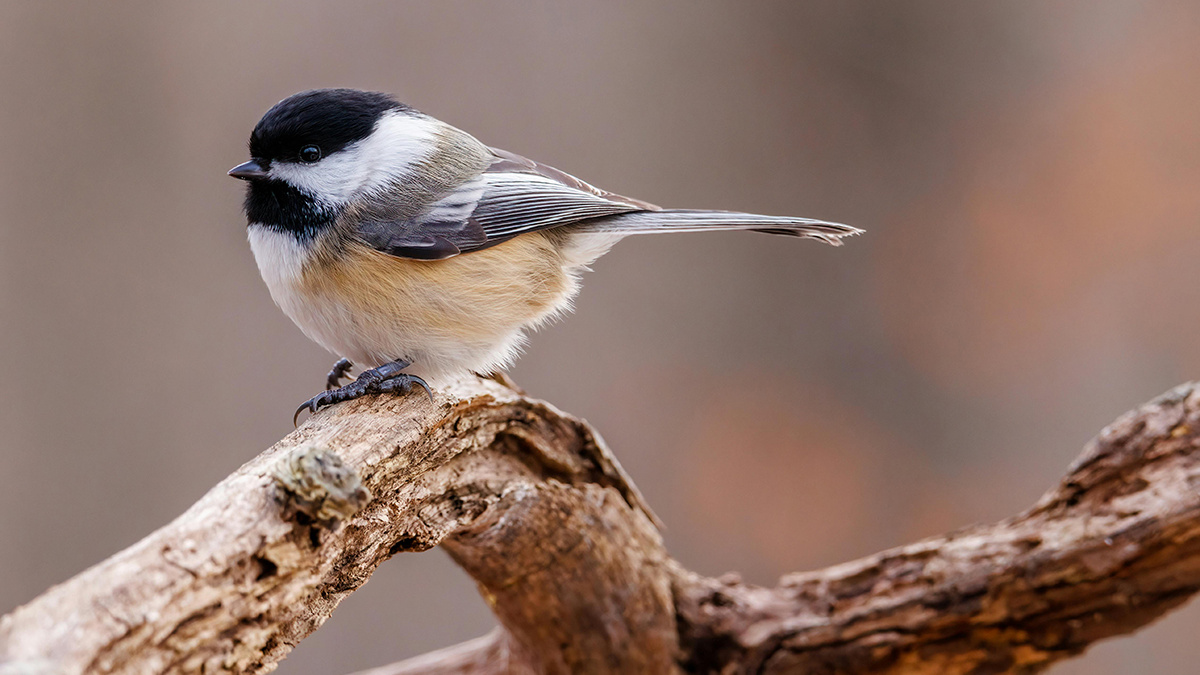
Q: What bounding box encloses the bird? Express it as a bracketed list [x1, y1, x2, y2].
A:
[228, 89, 861, 423]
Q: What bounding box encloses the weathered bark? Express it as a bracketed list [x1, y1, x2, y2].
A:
[3, 377, 1200, 674]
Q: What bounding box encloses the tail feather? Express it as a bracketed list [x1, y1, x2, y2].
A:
[573, 209, 862, 246]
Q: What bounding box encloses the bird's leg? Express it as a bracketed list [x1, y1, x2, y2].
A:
[295, 358, 432, 425]
[326, 358, 354, 390]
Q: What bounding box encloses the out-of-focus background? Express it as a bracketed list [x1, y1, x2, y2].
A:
[2, 2, 1199, 672]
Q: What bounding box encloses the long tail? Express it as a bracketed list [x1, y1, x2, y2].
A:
[573, 209, 862, 246]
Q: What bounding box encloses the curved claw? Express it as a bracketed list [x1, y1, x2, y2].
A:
[294, 390, 337, 426]
[293, 399, 317, 427]
[411, 375, 434, 403]
[377, 374, 434, 403]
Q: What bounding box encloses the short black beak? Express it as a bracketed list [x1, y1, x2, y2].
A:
[228, 160, 269, 180]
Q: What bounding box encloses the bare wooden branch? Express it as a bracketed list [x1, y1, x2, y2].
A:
[3, 377, 1200, 675]
[670, 383, 1200, 673]
[0, 376, 658, 674]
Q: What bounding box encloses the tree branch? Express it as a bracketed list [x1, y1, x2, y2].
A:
[3, 378, 1200, 674]
[671, 383, 1200, 673]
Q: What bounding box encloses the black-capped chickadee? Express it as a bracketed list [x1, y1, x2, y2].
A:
[229, 89, 860, 422]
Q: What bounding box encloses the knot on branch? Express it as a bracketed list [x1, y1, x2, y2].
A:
[273, 445, 371, 526]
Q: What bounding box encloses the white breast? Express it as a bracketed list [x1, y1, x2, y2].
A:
[248, 224, 310, 289]
[247, 226, 356, 363]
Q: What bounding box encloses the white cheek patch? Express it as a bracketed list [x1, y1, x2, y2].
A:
[356, 112, 440, 192]
[268, 148, 371, 206]
[268, 111, 439, 207]
[270, 144, 367, 201]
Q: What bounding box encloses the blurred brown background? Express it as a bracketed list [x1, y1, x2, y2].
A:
[2, 2, 1199, 672]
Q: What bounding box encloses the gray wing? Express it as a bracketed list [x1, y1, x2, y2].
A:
[357, 148, 656, 260]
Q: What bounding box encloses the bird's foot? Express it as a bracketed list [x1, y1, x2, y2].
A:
[326, 358, 354, 390]
[295, 360, 432, 425]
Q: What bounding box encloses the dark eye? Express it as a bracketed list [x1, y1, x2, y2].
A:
[299, 145, 322, 163]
